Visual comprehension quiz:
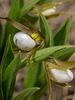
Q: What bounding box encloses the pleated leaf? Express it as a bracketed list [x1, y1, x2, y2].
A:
[5, 0, 20, 46]
[54, 16, 72, 45]
[19, 0, 40, 18]
[20, 45, 75, 69]
[25, 14, 38, 26]
[0, 35, 14, 100]
[8, 78, 16, 100]
[29, 83, 47, 100]
[0, 22, 4, 63]
[13, 87, 40, 100]
[19, 0, 24, 8]
[24, 63, 42, 89]
[38, 11, 54, 47]
[31, 46, 75, 62]
[0, 35, 14, 73]
[2, 51, 21, 100]
[29, 66, 47, 100]
[52, 47, 75, 61]
[38, 0, 52, 4]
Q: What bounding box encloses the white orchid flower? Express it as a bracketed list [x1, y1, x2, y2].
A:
[44, 57, 75, 100]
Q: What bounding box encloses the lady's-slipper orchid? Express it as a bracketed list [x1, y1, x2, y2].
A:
[44, 57, 75, 100]
[29, 6, 56, 18]
[0, 17, 44, 68]
[28, 0, 72, 18]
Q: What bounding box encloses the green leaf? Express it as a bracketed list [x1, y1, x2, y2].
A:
[0, 87, 3, 100]
[13, 87, 40, 100]
[19, 0, 24, 8]
[0, 35, 14, 84]
[29, 66, 47, 100]
[38, 0, 52, 4]
[5, 0, 20, 46]
[31, 45, 75, 62]
[0, 22, 4, 63]
[29, 83, 47, 100]
[0, 35, 14, 100]
[8, 0, 20, 19]
[25, 14, 38, 26]
[8, 78, 16, 100]
[24, 63, 42, 89]
[20, 45, 75, 69]
[24, 61, 47, 100]
[54, 16, 72, 45]
[52, 47, 75, 61]
[0, 35, 14, 73]
[38, 10, 54, 47]
[2, 51, 21, 100]
[20, 0, 40, 18]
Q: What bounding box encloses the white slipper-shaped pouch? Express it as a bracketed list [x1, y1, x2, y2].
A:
[13, 32, 36, 51]
[49, 69, 74, 83]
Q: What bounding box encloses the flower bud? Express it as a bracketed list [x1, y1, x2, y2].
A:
[13, 32, 36, 51]
[49, 69, 74, 83]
